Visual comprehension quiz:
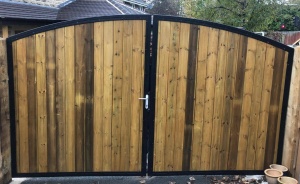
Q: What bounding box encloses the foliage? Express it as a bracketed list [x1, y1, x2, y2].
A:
[183, 0, 281, 32]
[268, 4, 300, 31]
[146, 0, 182, 16]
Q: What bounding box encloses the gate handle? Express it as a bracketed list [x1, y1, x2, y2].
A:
[139, 94, 149, 110]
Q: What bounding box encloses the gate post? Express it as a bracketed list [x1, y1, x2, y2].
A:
[0, 38, 11, 184]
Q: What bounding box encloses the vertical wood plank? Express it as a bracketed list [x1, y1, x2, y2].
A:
[173, 23, 189, 171]
[35, 33, 47, 172]
[93, 22, 104, 171]
[201, 28, 219, 170]
[46, 30, 57, 172]
[219, 32, 237, 170]
[130, 20, 144, 171]
[112, 20, 123, 171]
[283, 47, 300, 173]
[191, 26, 209, 170]
[12, 42, 20, 172]
[236, 38, 256, 169]
[26, 35, 37, 172]
[264, 49, 286, 166]
[245, 41, 266, 170]
[64, 26, 75, 172]
[227, 35, 247, 170]
[154, 21, 170, 171]
[84, 23, 94, 172]
[121, 20, 133, 171]
[255, 45, 275, 169]
[164, 22, 179, 171]
[16, 39, 29, 173]
[74, 24, 86, 172]
[55, 28, 66, 172]
[102, 21, 113, 171]
[182, 24, 198, 171]
[210, 30, 227, 170]
[273, 51, 288, 163]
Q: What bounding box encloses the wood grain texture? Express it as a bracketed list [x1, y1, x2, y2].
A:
[46, 30, 57, 172]
[237, 38, 257, 170]
[93, 22, 104, 171]
[35, 33, 48, 172]
[26, 35, 37, 172]
[55, 28, 66, 172]
[201, 27, 219, 170]
[190, 26, 209, 171]
[65, 26, 75, 172]
[16, 38, 29, 173]
[182, 24, 198, 171]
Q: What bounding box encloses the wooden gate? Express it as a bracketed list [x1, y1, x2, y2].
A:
[7, 15, 151, 175]
[7, 15, 294, 176]
[148, 16, 294, 174]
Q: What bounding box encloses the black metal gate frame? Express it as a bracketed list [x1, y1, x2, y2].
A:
[6, 15, 294, 177]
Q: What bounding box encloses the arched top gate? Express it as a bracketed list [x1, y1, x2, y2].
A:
[6, 15, 294, 177]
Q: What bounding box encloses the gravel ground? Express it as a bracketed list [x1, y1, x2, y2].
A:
[9, 175, 267, 184]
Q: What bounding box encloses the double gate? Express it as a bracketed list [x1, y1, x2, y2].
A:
[7, 15, 294, 176]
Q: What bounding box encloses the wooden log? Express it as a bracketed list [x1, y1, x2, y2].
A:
[0, 38, 11, 183]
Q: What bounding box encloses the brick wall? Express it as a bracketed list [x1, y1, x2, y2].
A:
[0, 39, 11, 184]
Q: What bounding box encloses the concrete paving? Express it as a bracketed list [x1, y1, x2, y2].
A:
[10, 175, 214, 184]
[10, 175, 266, 184]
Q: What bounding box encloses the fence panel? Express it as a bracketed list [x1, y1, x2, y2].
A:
[8, 17, 149, 174]
[150, 17, 293, 172]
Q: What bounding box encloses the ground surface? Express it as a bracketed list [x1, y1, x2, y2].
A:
[9, 175, 267, 184]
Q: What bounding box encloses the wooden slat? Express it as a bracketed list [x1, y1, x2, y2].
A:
[26, 35, 37, 172]
[84, 23, 94, 172]
[190, 25, 209, 170]
[93, 22, 104, 171]
[74, 24, 86, 172]
[264, 49, 286, 166]
[35, 33, 47, 172]
[164, 22, 179, 171]
[46, 30, 57, 172]
[227, 35, 247, 170]
[210, 30, 227, 170]
[245, 41, 266, 170]
[120, 20, 133, 171]
[236, 38, 257, 170]
[255, 45, 275, 169]
[283, 47, 300, 173]
[201, 28, 219, 170]
[55, 28, 66, 172]
[273, 51, 288, 163]
[219, 32, 237, 170]
[64, 26, 75, 172]
[102, 21, 113, 171]
[16, 38, 29, 173]
[182, 24, 198, 171]
[154, 21, 170, 171]
[172, 23, 189, 171]
[12, 42, 20, 172]
[111, 20, 123, 171]
[130, 20, 144, 171]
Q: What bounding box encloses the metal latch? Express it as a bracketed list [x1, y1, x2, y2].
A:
[139, 94, 149, 109]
